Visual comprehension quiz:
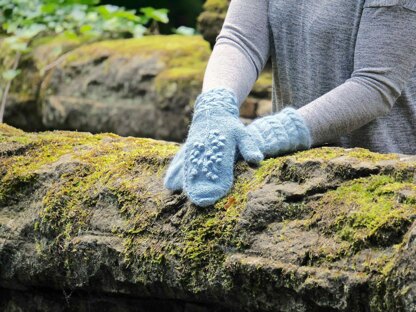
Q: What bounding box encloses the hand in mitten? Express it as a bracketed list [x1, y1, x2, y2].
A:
[246, 107, 312, 157]
[163, 106, 312, 192]
[163, 144, 186, 191]
[164, 88, 264, 207]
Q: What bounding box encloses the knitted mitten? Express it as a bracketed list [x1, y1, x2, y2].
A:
[164, 106, 312, 193]
[163, 145, 186, 191]
[246, 107, 312, 157]
[164, 88, 263, 207]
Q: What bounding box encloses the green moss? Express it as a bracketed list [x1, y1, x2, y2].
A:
[1, 126, 189, 286]
[0, 126, 178, 240]
[119, 160, 274, 289]
[64, 35, 209, 73]
[317, 175, 416, 249]
[291, 146, 399, 163]
[203, 0, 229, 12]
[346, 148, 399, 162]
[173, 158, 292, 285]
[60, 35, 210, 96]
[0, 123, 25, 137]
[118, 155, 291, 290]
[254, 157, 286, 182]
[31, 33, 94, 70]
[40, 137, 177, 238]
[0, 131, 94, 204]
[157, 66, 206, 82]
[291, 147, 347, 162]
[252, 70, 272, 96]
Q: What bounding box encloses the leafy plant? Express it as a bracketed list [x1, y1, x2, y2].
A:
[0, 0, 170, 122]
[173, 26, 196, 36]
[140, 7, 169, 34]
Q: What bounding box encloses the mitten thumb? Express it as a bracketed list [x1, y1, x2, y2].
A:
[236, 127, 264, 164]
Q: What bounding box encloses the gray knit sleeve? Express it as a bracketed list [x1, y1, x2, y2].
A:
[298, 3, 416, 146]
[202, 0, 270, 106]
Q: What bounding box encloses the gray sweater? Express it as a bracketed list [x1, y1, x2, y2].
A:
[202, 0, 416, 154]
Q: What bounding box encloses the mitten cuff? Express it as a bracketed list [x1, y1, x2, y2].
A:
[278, 107, 312, 150]
[193, 88, 239, 117]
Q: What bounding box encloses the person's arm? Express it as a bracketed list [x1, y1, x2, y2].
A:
[298, 2, 416, 146]
[164, 0, 269, 205]
[202, 0, 270, 106]
[164, 0, 271, 196]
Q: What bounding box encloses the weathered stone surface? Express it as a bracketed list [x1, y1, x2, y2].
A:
[240, 98, 272, 119]
[0, 124, 415, 311]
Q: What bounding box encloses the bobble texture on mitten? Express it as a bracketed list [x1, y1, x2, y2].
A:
[164, 89, 263, 206]
[187, 130, 226, 182]
[164, 105, 312, 193]
[179, 88, 263, 207]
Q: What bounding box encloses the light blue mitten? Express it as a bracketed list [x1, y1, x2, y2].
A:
[163, 144, 186, 191]
[247, 107, 312, 157]
[164, 106, 312, 193]
[164, 88, 263, 207]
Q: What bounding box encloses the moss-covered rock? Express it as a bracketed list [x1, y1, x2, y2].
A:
[3, 33, 272, 139]
[0, 34, 94, 131]
[197, 0, 230, 48]
[1, 34, 210, 140]
[0, 125, 415, 311]
[40, 34, 272, 140]
[39, 35, 211, 142]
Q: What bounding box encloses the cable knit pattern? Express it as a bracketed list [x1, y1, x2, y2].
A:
[193, 88, 241, 116]
[164, 88, 263, 207]
[247, 107, 312, 157]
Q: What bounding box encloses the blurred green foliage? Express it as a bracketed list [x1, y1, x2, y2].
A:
[101, 0, 204, 34]
[0, 0, 203, 122]
[0, 0, 170, 39]
[0, 0, 171, 122]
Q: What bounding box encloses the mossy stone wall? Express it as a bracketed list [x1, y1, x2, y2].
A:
[1, 125, 415, 311]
